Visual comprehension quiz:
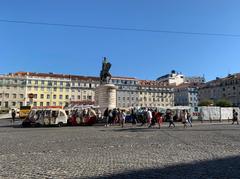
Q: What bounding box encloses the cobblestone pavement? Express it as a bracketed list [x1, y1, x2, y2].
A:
[0, 120, 240, 178]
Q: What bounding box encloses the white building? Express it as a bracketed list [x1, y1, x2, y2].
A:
[156, 70, 185, 86]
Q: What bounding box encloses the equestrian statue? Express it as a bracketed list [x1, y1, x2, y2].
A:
[100, 57, 112, 84]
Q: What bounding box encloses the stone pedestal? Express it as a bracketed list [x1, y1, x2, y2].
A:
[95, 84, 117, 113]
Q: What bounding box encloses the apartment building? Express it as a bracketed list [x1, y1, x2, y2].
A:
[174, 83, 200, 107]
[199, 74, 240, 107]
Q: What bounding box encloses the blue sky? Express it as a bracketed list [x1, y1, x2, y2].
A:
[1, 0, 240, 81]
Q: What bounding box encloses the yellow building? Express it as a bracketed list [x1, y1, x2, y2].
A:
[15, 72, 71, 107]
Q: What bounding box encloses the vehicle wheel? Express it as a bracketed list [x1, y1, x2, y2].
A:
[58, 122, 63, 127]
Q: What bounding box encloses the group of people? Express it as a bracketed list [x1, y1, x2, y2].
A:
[103, 107, 194, 128]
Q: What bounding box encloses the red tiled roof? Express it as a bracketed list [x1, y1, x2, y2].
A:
[13, 72, 99, 81]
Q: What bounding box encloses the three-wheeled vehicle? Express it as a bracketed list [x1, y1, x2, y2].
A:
[67, 105, 99, 126]
[22, 106, 68, 127]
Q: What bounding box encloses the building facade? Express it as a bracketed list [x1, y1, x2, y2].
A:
[174, 83, 199, 107]
[138, 80, 174, 108]
[1, 71, 175, 109]
[0, 72, 99, 109]
[199, 74, 240, 107]
[0, 74, 27, 108]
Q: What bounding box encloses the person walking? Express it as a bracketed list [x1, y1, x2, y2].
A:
[147, 109, 153, 128]
[155, 111, 163, 129]
[120, 110, 126, 128]
[232, 109, 239, 125]
[11, 109, 16, 124]
[103, 108, 109, 127]
[166, 109, 175, 128]
[131, 108, 137, 126]
[187, 111, 193, 127]
[182, 110, 188, 128]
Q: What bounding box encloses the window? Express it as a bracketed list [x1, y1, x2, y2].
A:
[41, 94, 44, 99]
[83, 96, 86, 100]
[12, 102, 16, 106]
[41, 81, 44, 85]
[47, 95, 50, 99]
[72, 89, 75, 92]
[5, 102, 8, 108]
[60, 81, 63, 86]
[53, 102, 56, 106]
[47, 102, 50, 106]
[72, 82, 75, 87]
[123, 97, 125, 101]
[66, 88, 69, 92]
[65, 95, 69, 100]
[71, 95, 75, 100]
[48, 81, 52, 86]
[41, 87, 44, 91]
[54, 81, 57, 86]
[0, 94, 2, 98]
[35, 80, 38, 85]
[59, 102, 63, 106]
[34, 87, 38, 91]
[53, 95, 56, 99]
[60, 111, 65, 117]
[40, 102, 43, 106]
[54, 87, 57, 92]
[34, 94, 37, 99]
[78, 95, 81, 100]
[20, 94, 24, 98]
[12, 94, 17, 98]
[88, 96, 92, 100]
[33, 102, 37, 107]
[59, 95, 63, 99]
[28, 80, 32, 84]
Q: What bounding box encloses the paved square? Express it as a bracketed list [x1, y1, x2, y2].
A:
[0, 120, 240, 178]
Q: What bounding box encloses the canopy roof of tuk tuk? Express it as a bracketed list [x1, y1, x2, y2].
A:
[169, 106, 191, 110]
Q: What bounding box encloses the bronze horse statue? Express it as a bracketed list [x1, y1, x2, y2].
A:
[100, 57, 112, 84]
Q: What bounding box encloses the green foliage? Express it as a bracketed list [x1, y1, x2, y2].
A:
[215, 99, 232, 107]
[198, 100, 214, 106]
[199, 99, 233, 107]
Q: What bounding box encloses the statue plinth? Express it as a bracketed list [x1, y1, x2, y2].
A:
[95, 84, 117, 113]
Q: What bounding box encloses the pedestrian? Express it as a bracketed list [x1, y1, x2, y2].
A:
[182, 110, 188, 128]
[11, 109, 16, 123]
[103, 108, 109, 127]
[166, 109, 175, 128]
[232, 109, 239, 125]
[187, 111, 193, 127]
[147, 109, 153, 128]
[140, 108, 148, 126]
[155, 111, 163, 129]
[120, 110, 126, 128]
[131, 108, 137, 126]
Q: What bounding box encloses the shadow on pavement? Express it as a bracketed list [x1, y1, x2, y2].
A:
[106, 126, 240, 133]
[87, 155, 240, 179]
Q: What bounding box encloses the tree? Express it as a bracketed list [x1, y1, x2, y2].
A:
[198, 100, 214, 106]
[215, 99, 232, 107]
